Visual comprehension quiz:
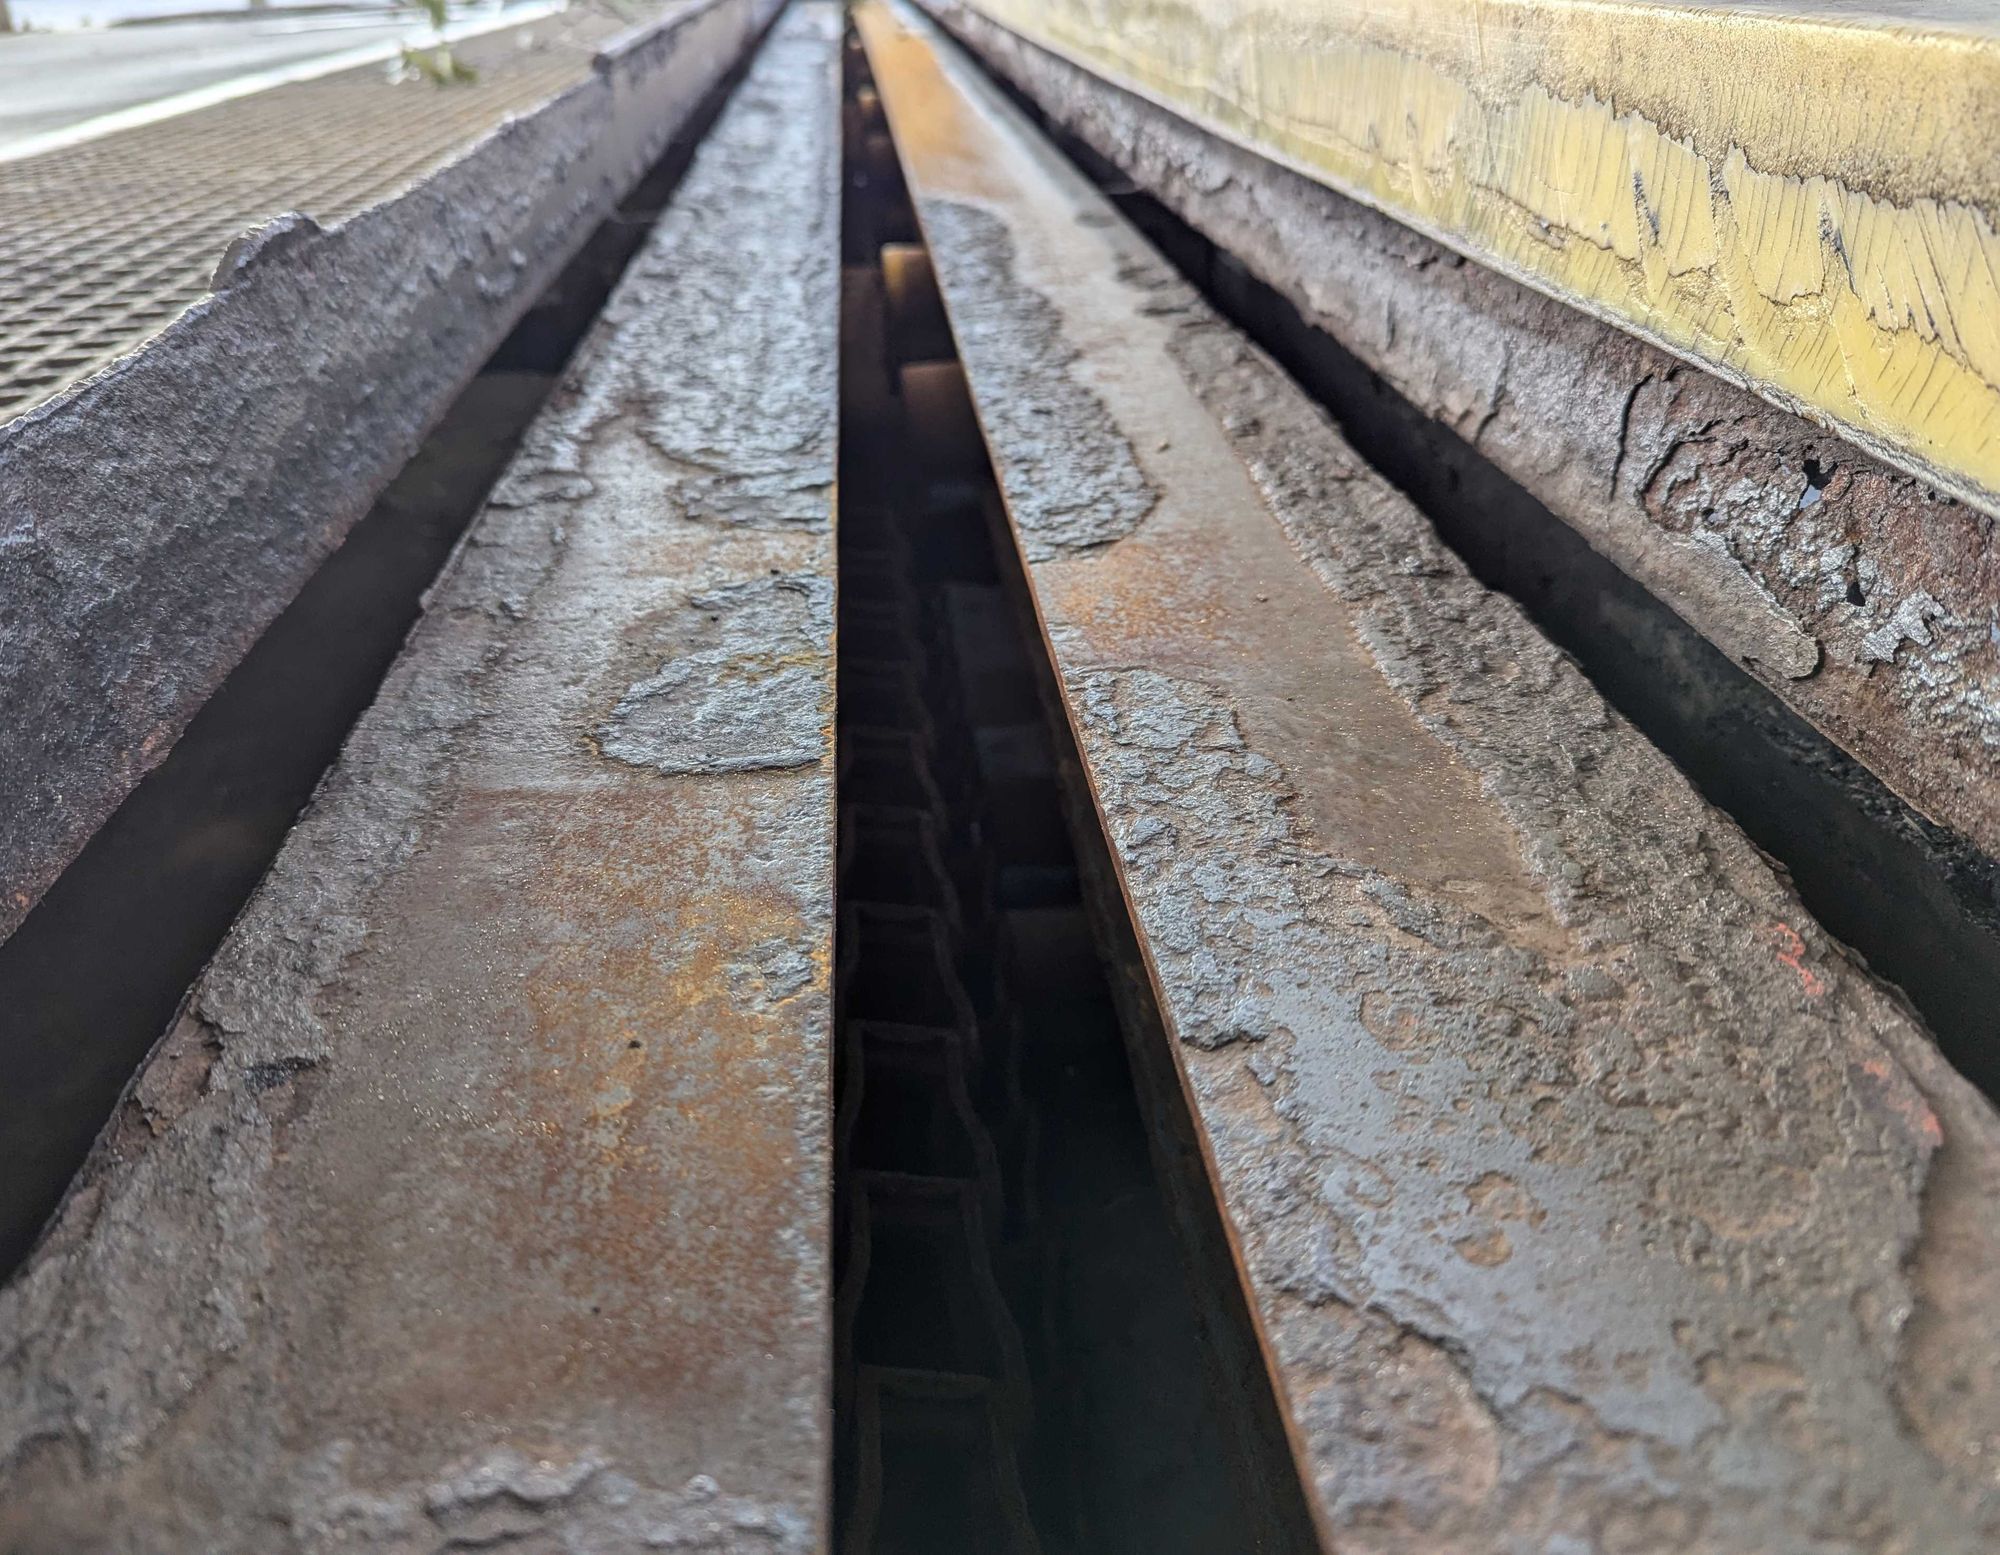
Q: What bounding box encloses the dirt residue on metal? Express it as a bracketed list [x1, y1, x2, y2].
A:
[539, 30, 841, 535]
[918, 197, 1155, 558]
[0, 0, 780, 945]
[885, 21, 2000, 1541]
[1095, 294, 2000, 1549]
[1071, 596, 1997, 1549]
[598, 574, 833, 774]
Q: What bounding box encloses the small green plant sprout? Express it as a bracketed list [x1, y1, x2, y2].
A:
[398, 0, 478, 85]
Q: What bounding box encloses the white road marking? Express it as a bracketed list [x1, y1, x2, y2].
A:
[0, 0, 568, 164]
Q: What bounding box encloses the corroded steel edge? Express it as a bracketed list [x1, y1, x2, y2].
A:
[920, 0, 2000, 864]
[934, 0, 2000, 522]
[0, 0, 781, 946]
[860, 3, 2000, 1547]
[0, 5, 841, 1549]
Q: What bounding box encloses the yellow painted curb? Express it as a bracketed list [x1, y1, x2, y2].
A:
[961, 0, 2000, 514]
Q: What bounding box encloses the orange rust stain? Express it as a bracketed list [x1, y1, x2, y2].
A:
[1056, 534, 1234, 655]
[304, 776, 830, 1455]
[500, 792, 823, 1357]
[855, 4, 997, 200]
[1054, 520, 1571, 957]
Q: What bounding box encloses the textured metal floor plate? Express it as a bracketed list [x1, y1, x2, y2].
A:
[0, 4, 638, 421]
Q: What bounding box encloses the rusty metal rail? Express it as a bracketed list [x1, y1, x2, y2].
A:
[832, 63, 1275, 1545]
[0, 6, 840, 1547]
[3, 2, 1997, 1548]
[858, 2, 2000, 1547]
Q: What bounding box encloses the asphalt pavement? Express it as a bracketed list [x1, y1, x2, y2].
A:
[0, 2, 545, 153]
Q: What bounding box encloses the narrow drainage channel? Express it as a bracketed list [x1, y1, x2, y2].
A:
[986, 99, 2000, 1103]
[833, 38, 1315, 1554]
[0, 52, 759, 1279]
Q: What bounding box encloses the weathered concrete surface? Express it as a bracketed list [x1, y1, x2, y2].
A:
[861, 4, 2000, 1548]
[0, 7, 841, 1549]
[916, 0, 2000, 868]
[0, 0, 780, 946]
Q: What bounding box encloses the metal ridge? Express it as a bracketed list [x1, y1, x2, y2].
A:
[0, 7, 842, 1544]
[859, 2, 2000, 1543]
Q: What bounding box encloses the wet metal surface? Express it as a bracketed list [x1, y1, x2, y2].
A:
[0, 0, 774, 947]
[0, 6, 840, 1546]
[929, 7, 2000, 1103]
[860, 3, 2000, 1547]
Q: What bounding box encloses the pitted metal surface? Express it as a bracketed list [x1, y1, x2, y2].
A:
[0, 0, 777, 946]
[914, 0, 2000, 866]
[0, 7, 841, 1548]
[860, 4, 2000, 1548]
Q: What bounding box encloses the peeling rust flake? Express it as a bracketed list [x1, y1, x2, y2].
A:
[600, 575, 833, 775]
[917, 198, 1156, 559]
[0, 6, 843, 1550]
[861, 4, 2000, 1548]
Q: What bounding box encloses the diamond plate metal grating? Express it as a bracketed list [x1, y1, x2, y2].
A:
[0, 5, 642, 422]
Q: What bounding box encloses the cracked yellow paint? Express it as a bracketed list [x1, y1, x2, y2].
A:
[952, 0, 2000, 513]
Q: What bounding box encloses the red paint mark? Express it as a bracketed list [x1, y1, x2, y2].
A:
[1770, 923, 1825, 997]
[1856, 1054, 1944, 1147]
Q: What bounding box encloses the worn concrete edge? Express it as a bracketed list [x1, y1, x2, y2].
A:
[867, 3, 2000, 1544]
[940, 0, 2000, 522]
[0, 4, 841, 1548]
[0, 0, 782, 946]
[916, 0, 2000, 865]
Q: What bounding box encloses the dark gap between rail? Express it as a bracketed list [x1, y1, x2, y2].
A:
[960, 56, 2000, 1104]
[0, 49, 763, 1280]
[832, 31, 1317, 1554]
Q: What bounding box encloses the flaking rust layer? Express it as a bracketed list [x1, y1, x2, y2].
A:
[862, 5, 2000, 1547]
[920, 0, 2000, 871]
[0, 7, 842, 1550]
